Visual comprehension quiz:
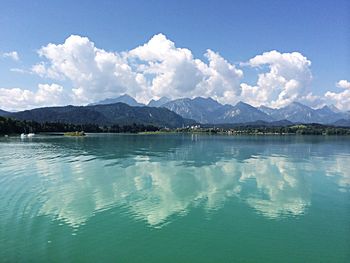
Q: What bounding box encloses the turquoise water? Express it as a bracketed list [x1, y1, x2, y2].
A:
[0, 134, 349, 262]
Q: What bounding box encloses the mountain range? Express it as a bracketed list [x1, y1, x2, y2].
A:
[0, 109, 10, 117]
[1, 103, 195, 128]
[90, 95, 172, 108]
[258, 102, 349, 124]
[1, 94, 349, 127]
[158, 97, 349, 125]
[160, 97, 275, 124]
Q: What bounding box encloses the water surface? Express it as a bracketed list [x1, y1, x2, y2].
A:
[0, 134, 349, 262]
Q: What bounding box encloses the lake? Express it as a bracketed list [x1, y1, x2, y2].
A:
[0, 134, 349, 262]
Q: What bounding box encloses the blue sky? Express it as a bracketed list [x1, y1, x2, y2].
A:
[0, 0, 349, 110]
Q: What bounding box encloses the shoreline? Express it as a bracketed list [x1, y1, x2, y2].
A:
[2, 131, 350, 137]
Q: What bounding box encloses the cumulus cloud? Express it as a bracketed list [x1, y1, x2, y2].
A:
[32, 34, 243, 105]
[129, 34, 243, 102]
[0, 83, 69, 111]
[241, 50, 312, 108]
[2, 34, 344, 111]
[324, 79, 350, 111]
[336, 79, 350, 89]
[297, 92, 324, 108]
[34, 35, 143, 103]
[201, 49, 243, 102]
[31, 62, 49, 77]
[128, 34, 206, 100]
[1, 51, 20, 61]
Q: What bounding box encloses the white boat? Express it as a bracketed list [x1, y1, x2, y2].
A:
[20, 133, 35, 139]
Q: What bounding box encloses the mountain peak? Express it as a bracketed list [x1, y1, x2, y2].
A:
[258, 105, 276, 116]
[192, 96, 216, 102]
[90, 94, 144, 107]
[118, 94, 133, 99]
[259, 105, 274, 110]
[266, 101, 346, 124]
[290, 101, 307, 108]
[235, 101, 253, 108]
[329, 104, 341, 113]
[147, 97, 171, 107]
[192, 97, 221, 107]
[315, 105, 336, 115]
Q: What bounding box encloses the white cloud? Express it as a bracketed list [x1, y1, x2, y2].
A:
[126, 33, 243, 103]
[2, 51, 20, 61]
[128, 34, 206, 100]
[2, 34, 344, 111]
[240, 50, 312, 108]
[324, 79, 350, 111]
[10, 68, 29, 74]
[325, 155, 350, 192]
[31, 62, 49, 77]
[35, 35, 146, 103]
[241, 156, 310, 218]
[201, 49, 243, 103]
[33, 34, 243, 105]
[336, 79, 350, 89]
[0, 83, 69, 111]
[298, 92, 324, 109]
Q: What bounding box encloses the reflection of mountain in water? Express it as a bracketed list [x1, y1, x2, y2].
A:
[1, 135, 349, 228]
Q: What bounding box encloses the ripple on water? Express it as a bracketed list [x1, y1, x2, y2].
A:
[1, 135, 350, 262]
[0, 173, 46, 243]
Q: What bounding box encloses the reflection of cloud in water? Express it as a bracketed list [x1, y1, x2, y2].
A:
[324, 155, 350, 192]
[36, 154, 310, 228]
[124, 160, 241, 226]
[2, 136, 349, 231]
[240, 157, 310, 218]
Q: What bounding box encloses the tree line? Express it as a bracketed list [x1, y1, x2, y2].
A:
[175, 124, 350, 135]
[232, 124, 350, 135]
[1, 116, 349, 136]
[0, 116, 159, 135]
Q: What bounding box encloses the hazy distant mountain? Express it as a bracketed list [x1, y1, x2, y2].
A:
[215, 102, 274, 123]
[258, 105, 277, 116]
[162, 97, 223, 123]
[87, 95, 349, 125]
[269, 102, 321, 123]
[147, 97, 171, 107]
[0, 109, 10, 117]
[332, 119, 350, 127]
[260, 102, 348, 124]
[90, 94, 145, 107]
[8, 103, 195, 128]
[314, 105, 346, 121]
[328, 104, 342, 113]
[162, 98, 273, 124]
[315, 105, 335, 116]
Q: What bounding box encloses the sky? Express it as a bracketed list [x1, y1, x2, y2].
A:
[0, 0, 349, 111]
